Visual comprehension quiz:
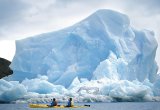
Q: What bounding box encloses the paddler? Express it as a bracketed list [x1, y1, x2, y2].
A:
[48, 98, 57, 107]
[66, 98, 74, 107]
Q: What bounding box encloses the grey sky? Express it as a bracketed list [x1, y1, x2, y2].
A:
[0, 0, 160, 72]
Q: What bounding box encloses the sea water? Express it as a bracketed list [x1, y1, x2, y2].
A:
[0, 102, 160, 110]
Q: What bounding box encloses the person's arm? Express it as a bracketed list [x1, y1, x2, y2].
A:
[55, 101, 57, 106]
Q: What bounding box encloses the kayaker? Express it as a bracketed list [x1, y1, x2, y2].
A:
[66, 98, 74, 107]
[48, 98, 57, 107]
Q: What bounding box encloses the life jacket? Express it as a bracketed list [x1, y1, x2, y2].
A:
[67, 100, 74, 107]
[51, 101, 57, 106]
[54, 101, 57, 106]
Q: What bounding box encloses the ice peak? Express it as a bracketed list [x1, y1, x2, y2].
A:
[81, 9, 130, 37]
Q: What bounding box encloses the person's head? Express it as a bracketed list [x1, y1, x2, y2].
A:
[69, 98, 72, 101]
[53, 98, 56, 101]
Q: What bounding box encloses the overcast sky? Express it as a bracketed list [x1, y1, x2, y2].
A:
[0, 0, 160, 72]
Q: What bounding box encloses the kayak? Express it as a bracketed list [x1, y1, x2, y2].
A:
[29, 104, 90, 108]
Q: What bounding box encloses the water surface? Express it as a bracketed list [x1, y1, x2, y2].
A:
[0, 102, 160, 110]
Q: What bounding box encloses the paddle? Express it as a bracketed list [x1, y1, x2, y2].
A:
[84, 104, 90, 107]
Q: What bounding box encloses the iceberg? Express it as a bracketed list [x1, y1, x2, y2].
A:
[1, 9, 159, 102]
[0, 79, 27, 102]
[10, 9, 158, 86]
[21, 75, 67, 94]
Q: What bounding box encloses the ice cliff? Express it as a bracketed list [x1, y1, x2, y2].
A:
[1, 9, 159, 102]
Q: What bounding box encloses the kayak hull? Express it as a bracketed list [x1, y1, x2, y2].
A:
[29, 104, 88, 108]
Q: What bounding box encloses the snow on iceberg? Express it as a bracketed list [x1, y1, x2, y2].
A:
[2, 9, 159, 102]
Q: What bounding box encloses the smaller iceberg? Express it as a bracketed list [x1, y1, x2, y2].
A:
[0, 79, 27, 102]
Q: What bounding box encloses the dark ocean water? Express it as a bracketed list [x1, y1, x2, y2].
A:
[0, 102, 160, 110]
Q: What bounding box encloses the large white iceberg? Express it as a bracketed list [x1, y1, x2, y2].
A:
[1, 9, 159, 102]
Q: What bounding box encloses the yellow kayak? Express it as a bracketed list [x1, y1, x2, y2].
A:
[29, 104, 90, 108]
